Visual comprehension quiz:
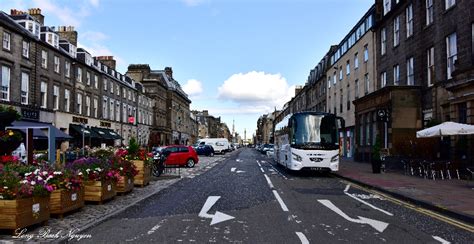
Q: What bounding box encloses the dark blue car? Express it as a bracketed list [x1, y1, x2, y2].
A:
[195, 144, 215, 156]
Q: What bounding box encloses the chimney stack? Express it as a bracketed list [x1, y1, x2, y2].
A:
[57, 26, 78, 46]
[164, 67, 173, 79]
[10, 9, 27, 16]
[28, 8, 44, 25]
[95, 56, 116, 70]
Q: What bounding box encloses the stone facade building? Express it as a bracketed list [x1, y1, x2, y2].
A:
[356, 0, 474, 164]
[1, 8, 153, 150]
[328, 5, 376, 159]
[193, 110, 222, 139]
[127, 65, 193, 145]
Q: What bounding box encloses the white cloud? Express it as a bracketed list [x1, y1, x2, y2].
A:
[182, 0, 207, 7]
[89, 0, 100, 7]
[32, 0, 82, 26]
[217, 71, 295, 113]
[77, 41, 126, 72]
[183, 79, 203, 97]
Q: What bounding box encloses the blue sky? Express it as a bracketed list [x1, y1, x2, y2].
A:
[1, 0, 373, 139]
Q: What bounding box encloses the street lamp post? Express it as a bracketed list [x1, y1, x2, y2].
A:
[81, 123, 85, 156]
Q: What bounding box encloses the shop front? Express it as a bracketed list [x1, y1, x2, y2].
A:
[353, 86, 422, 162]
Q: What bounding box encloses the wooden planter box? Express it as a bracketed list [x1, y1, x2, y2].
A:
[49, 188, 85, 217]
[83, 179, 116, 204]
[132, 160, 151, 187]
[116, 175, 134, 194]
[0, 197, 50, 230]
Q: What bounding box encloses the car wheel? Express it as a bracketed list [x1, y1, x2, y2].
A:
[187, 159, 195, 168]
[209, 152, 214, 157]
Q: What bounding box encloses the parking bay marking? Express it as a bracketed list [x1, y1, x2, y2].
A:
[318, 199, 389, 232]
[344, 184, 393, 216]
[198, 196, 235, 226]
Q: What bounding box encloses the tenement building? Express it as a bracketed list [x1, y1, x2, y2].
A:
[192, 110, 221, 139]
[1, 8, 153, 149]
[327, 5, 376, 159]
[127, 65, 193, 145]
[354, 0, 474, 164]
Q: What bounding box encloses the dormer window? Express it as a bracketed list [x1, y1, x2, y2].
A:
[45, 32, 59, 48]
[103, 65, 108, 73]
[70, 44, 77, 58]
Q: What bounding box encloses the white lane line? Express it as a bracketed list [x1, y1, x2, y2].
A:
[260, 167, 265, 173]
[231, 167, 236, 172]
[344, 184, 393, 216]
[432, 236, 451, 244]
[273, 190, 289, 212]
[264, 174, 274, 188]
[265, 161, 288, 180]
[295, 232, 309, 244]
[257, 162, 262, 167]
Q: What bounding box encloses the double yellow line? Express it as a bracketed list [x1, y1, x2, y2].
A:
[345, 180, 474, 233]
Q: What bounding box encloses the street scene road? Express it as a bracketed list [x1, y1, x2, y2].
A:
[79, 148, 473, 243]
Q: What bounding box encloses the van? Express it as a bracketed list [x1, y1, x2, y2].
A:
[197, 138, 230, 154]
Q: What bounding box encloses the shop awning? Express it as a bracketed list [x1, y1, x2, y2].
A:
[69, 124, 101, 139]
[90, 127, 121, 140]
[103, 128, 122, 140]
[12, 120, 72, 140]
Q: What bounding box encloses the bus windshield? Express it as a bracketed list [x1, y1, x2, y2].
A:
[290, 114, 338, 150]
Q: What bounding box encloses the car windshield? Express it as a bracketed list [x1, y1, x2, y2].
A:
[290, 114, 338, 150]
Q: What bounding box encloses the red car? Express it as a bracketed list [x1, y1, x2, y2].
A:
[160, 145, 199, 167]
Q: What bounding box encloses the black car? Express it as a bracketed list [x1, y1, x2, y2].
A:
[195, 144, 215, 156]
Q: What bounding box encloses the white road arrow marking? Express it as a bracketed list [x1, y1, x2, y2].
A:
[318, 199, 389, 232]
[198, 196, 235, 226]
[231, 168, 245, 173]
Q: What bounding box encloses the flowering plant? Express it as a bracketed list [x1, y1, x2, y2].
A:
[0, 155, 20, 165]
[110, 156, 138, 178]
[120, 138, 153, 166]
[0, 163, 55, 200]
[0, 171, 32, 200]
[66, 157, 120, 182]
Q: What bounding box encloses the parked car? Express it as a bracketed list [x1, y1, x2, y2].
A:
[197, 138, 230, 154]
[160, 145, 199, 167]
[260, 144, 274, 154]
[195, 144, 215, 157]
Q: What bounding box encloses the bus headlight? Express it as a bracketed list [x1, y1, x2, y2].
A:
[331, 155, 339, 162]
[292, 153, 302, 162]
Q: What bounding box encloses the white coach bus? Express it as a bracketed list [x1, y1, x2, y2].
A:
[273, 112, 344, 172]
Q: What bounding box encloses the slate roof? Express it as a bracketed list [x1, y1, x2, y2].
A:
[0, 11, 38, 40]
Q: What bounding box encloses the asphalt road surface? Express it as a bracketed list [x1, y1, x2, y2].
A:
[78, 148, 473, 243]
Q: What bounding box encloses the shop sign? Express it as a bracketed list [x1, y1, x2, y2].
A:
[100, 121, 111, 128]
[72, 116, 88, 124]
[21, 108, 39, 121]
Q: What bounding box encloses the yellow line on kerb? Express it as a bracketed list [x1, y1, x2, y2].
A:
[344, 180, 474, 233]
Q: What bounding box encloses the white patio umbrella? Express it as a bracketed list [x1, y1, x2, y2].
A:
[416, 121, 474, 138]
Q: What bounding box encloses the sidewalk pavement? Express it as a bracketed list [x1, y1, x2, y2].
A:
[334, 159, 474, 225]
